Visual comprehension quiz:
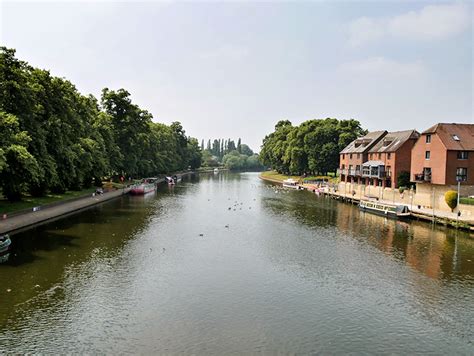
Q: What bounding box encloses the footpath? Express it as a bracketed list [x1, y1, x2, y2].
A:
[0, 188, 130, 235]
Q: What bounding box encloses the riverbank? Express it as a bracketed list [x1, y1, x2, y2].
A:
[0, 188, 130, 235]
[0, 171, 195, 235]
[259, 172, 474, 233]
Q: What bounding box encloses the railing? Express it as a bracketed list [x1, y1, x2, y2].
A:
[414, 173, 431, 182]
[348, 169, 361, 176]
[362, 170, 385, 178]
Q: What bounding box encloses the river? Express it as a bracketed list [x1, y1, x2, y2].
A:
[0, 172, 473, 354]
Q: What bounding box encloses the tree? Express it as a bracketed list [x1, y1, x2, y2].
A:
[445, 191, 458, 212]
[260, 118, 366, 175]
[237, 138, 242, 153]
[0, 112, 40, 200]
[397, 171, 410, 188]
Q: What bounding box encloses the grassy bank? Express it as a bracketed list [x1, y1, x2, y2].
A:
[0, 188, 97, 215]
[260, 171, 338, 184]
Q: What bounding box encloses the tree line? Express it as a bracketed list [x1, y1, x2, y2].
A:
[260, 118, 367, 175]
[0, 47, 201, 201]
[200, 138, 263, 171]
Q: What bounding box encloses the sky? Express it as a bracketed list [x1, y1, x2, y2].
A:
[1, 0, 472, 152]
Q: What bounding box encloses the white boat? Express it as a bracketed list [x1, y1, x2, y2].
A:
[213, 168, 219, 174]
[359, 200, 410, 219]
[282, 178, 303, 190]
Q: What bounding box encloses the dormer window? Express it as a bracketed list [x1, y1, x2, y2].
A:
[383, 140, 392, 147]
[452, 135, 460, 141]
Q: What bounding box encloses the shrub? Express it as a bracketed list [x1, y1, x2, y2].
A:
[399, 187, 406, 194]
[397, 171, 410, 188]
[444, 190, 458, 212]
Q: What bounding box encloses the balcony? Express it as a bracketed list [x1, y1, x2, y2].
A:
[337, 168, 347, 176]
[362, 168, 385, 179]
[348, 169, 361, 176]
[415, 173, 431, 182]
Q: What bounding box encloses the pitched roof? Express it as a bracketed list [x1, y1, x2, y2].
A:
[369, 129, 420, 153]
[423, 123, 474, 151]
[340, 131, 387, 154]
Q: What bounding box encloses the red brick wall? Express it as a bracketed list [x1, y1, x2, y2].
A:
[445, 150, 474, 185]
[393, 138, 417, 188]
[411, 133, 447, 184]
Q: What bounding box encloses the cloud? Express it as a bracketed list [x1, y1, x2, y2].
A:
[338, 57, 426, 78]
[348, 17, 386, 47]
[199, 44, 249, 61]
[348, 2, 471, 47]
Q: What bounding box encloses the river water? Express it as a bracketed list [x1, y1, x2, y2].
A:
[0, 172, 473, 354]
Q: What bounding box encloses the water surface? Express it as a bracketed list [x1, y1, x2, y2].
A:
[0, 172, 473, 353]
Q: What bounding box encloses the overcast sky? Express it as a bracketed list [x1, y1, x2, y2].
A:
[1, 1, 472, 151]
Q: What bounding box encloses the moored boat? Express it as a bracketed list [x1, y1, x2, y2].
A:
[359, 200, 410, 219]
[165, 176, 175, 185]
[213, 168, 219, 174]
[282, 178, 303, 190]
[0, 234, 12, 255]
[130, 183, 156, 195]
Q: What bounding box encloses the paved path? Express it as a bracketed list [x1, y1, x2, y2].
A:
[0, 188, 130, 235]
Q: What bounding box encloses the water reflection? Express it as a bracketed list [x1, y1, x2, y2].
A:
[0, 173, 473, 354]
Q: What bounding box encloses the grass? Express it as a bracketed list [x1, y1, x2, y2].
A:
[260, 171, 339, 184]
[460, 197, 474, 206]
[0, 187, 97, 215]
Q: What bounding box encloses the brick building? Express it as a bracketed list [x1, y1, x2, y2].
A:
[411, 123, 474, 186]
[364, 130, 420, 188]
[339, 131, 386, 184]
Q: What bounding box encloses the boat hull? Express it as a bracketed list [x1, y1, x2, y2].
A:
[359, 201, 410, 220]
[130, 184, 156, 195]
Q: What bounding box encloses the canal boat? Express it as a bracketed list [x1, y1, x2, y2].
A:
[282, 178, 303, 190]
[130, 182, 156, 195]
[359, 200, 410, 219]
[0, 234, 11, 254]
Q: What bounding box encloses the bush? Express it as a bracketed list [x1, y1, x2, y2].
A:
[444, 190, 458, 212]
[397, 171, 410, 188]
[398, 186, 406, 194]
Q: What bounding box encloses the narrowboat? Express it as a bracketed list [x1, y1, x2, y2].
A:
[130, 183, 156, 195]
[359, 200, 410, 219]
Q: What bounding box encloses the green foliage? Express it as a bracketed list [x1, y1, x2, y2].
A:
[397, 171, 410, 189]
[459, 197, 474, 206]
[444, 190, 458, 212]
[260, 118, 366, 175]
[0, 46, 201, 200]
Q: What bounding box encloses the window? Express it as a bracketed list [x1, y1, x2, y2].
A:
[342, 154, 345, 159]
[349, 154, 353, 159]
[456, 167, 467, 182]
[378, 153, 381, 159]
[452, 135, 460, 141]
[426, 134, 431, 143]
[425, 151, 430, 160]
[387, 153, 391, 160]
[457, 151, 468, 160]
